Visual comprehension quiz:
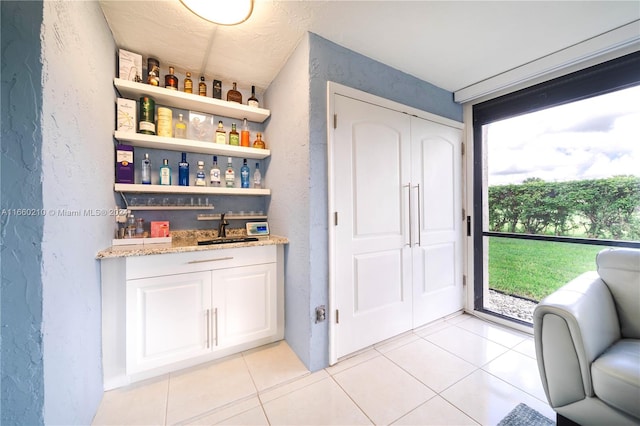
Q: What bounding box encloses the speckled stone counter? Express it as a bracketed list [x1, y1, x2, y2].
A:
[96, 229, 288, 259]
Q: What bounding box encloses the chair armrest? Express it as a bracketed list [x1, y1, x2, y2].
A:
[534, 271, 621, 407]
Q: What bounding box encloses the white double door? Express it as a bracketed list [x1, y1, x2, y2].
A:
[331, 93, 463, 359]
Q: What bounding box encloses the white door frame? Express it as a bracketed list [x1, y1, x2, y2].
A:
[327, 81, 464, 365]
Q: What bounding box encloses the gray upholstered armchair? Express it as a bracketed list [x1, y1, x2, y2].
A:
[534, 248, 640, 426]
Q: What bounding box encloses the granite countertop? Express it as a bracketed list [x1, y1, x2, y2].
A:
[97, 229, 288, 259]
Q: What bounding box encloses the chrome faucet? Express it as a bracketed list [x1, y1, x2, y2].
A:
[217, 213, 229, 238]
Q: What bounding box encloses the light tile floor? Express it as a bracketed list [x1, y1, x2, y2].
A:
[92, 313, 556, 425]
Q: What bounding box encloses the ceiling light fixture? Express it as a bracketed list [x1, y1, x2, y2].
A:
[180, 0, 253, 26]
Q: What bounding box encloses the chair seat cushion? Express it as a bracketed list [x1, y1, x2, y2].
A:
[591, 339, 640, 419]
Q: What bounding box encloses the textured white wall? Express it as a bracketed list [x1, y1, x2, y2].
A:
[263, 35, 313, 367]
[41, 1, 116, 423]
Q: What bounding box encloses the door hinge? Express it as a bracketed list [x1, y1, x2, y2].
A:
[334, 211, 338, 226]
[335, 309, 340, 324]
[463, 275, 467, 287]
[333, 114, 337, 129]
[462, 208, 466, 221]
[466, 216, 471, 236]
[461, 142, 465, 156]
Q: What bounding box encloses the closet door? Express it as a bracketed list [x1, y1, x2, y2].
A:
[332, 94, 413, 358]
[411, 117, 464, 326]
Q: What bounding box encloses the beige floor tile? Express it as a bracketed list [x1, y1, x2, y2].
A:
[441, 369, 555, 425]
[325, 348, 380, 376]
[482, 350, 548, 402]
[92, 375, 169, 425]
[262, 377, 372, 425]
[214, 406, 268, 425]
[186, 397, 262, 426]
[513, 337, 537, 359]
[242, 341, 309, 391]
[332, 356, 435, 425]
[424, 326, 509, 367]
[414, 319, 454, 338]
[455, 316, 529, 348]
[445, 312, 473, 325]
[385, 338, 477, 392]
[259, 369, 329, 404]
[166, 355, 257, 425]
[392, 395, 479, 425]
[374, 331, 420, 353]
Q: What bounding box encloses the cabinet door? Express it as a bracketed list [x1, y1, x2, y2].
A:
[212, 263, 277, 348]
[126, 271, 212, 374]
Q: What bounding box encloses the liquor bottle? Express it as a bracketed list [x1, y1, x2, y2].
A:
[141, 153, 151, 184]
[241, 118, 250, 147]
[213, 79, 222, 99]
[147, 58, 160, 86]
[199, 76, 207, 96]
[240, 159, 250, 188]
[215, 121, 226, 144]
[229, 123, 240, 146]
[195, 161, 206, 186]
[225, 157, 235, 188]
[184, 72, 193, 93]
[165, 66, 178, 90]
[178, 152, 189, 186]
[159, 159, 171, 185]
[174, 113, 187, 139]
[253, 132, 265, 149]
[210, 155, 221, 187]
[227, 82, 242, 103]
[248, 85, 259, 108]
[253, 162, 262, 188]
[138, 96, 156, 135]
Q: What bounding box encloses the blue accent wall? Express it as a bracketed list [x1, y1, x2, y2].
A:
[265, 32, 461, 371]
[1, 1, 45, 424]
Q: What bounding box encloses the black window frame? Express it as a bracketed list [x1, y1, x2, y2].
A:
[472, 51, 640, 324]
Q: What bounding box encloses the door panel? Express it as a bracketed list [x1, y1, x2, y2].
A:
[412, 117, 463, 327]
[333, 94, 412, 358]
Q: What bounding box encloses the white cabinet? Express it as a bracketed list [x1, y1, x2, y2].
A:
[101, 244, 284, 389]
[126, 271, 212, 374]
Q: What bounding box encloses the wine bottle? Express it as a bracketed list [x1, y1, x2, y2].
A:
[248, 85, 259, 108]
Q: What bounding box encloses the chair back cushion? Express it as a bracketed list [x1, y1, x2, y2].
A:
[597, 248, 640, 339]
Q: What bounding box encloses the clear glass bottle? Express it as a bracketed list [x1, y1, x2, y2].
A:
[195, 161, 206, 186]
[159, 159, 171, 185]
[184, 72, 193, 93]
[240, 159, 250, 188]
[225, 157, 235, 188]
[227, 82, 242, 103]
[241, 118, 250, 147]
[229, 123, 240, 146]
[165, 66, 178, 90]
[210, 155, 221, 187]
[215, 121, 226, 144]
[253, 162, 262, 189]
[174, 113, 187, 139]
[248, 85, 259, 108]
[199, 76, 207, 96]
[178, 152, 189, 186]
[253, 132, 266, 149]
[141, 153, 151, 184]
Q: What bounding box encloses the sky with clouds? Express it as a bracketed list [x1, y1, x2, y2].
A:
[486, 84, 640, 186]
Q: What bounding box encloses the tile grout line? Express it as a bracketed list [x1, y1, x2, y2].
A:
[164, 374, 171, 426]
[327, 372, 376, 425]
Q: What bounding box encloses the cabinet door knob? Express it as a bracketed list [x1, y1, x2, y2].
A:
[187, 256, 234, 264]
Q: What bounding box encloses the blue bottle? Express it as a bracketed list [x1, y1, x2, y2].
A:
[240, 158, 250, 188]
[178, 152, 189, 186]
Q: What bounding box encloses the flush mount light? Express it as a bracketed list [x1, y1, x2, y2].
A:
[180, 0, 254, 25]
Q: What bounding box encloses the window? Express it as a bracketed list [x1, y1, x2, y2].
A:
[472, 51, 640, 324]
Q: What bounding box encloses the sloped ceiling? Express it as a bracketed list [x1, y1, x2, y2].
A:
[99, 1, 640, 94]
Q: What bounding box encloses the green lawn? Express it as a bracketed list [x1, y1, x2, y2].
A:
[488, 237, 608, 301]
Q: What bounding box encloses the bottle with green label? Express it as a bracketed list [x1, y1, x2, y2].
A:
[229, 123, 239, 146]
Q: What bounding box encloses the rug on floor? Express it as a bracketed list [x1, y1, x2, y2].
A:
[498, 403, 554, 426]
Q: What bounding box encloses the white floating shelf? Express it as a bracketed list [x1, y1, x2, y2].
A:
[115, 183, 270, 196]
[197, 214, 267, 221]
[114, 78, 270, 123]
[127, 205, 215, 211]
[114, 131, 270, 159]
